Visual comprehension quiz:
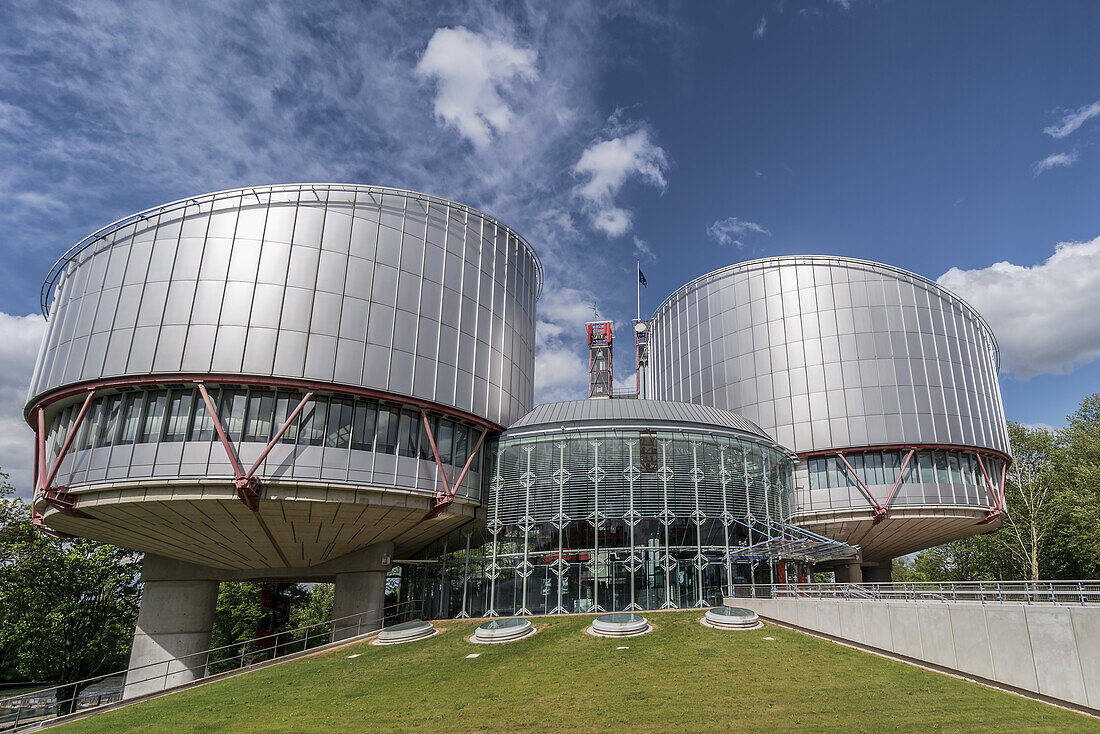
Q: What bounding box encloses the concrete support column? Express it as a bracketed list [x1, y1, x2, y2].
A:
[834, 561, 864, 584]
[864, 561, 893, 583]
[123, 555, 220, 699]
[332, 542, 394, 640]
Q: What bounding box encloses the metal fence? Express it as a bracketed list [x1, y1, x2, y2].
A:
[754, 581, 1100, 605]
[0, 599, 423, 732]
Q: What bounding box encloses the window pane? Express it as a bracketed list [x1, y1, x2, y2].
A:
[95, 395, 124, 448]
[274, 391, 302, 444]
[919, 451, 935, 483]
[117, 393, 143, 445]
[140, 393, 167, 443]
[325, 398, 353, 448]
[453, 423, 468, 467]
[164, 390, 194, 442]
[218, 389, 248, 442]
[244, 391, 276, 443]
[299, 397, 328, 446]
[934, 450, 949, 483]
[189, 388, 217, 441]
[78, 398, 104, 450]
[398, 409, 418, 457]
[351, 400, 377, 452]
[437, 419, 453, 466]
[376, 406, 400, 454]
[419, 414, 436, 461]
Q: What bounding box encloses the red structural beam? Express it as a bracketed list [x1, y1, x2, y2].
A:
[879, 448, 916, 513]
[798, 442, 1011, 467]
[245, 391, 314, 479]
[423, 423, 488, 521]
[195, 381, 260, 511]
[39, 390, 96, 494]
[834, 452, 887, 522]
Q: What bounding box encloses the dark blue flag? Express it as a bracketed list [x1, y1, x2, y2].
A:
[639, 269, 647, 287]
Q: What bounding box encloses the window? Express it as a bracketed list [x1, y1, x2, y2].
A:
[398, 409, 419, 457]
[299, 397, 328, 446]
[218, 390, 248, 442]
[436, 419, 453, 466]
[453, 423, 469, 467]
[189, 387, 217, 441]
[139, 393, 167, 443]
[164, 390, 194, 442]
[325, 398, 353, 448]
[95, 395, 123, 448]
[243, 391, 276, 443]
[376, 406, 400, 454]
[117, 393, 143, 445]
[351, 400, 377, 452]
[275, 391, 302, 444]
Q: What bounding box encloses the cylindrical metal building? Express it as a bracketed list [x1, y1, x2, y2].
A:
[24, 184, 541, 693]
[649, 255, 1010, 567]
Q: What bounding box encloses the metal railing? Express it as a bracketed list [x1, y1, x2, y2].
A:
[762, 581, 1100, 605]
[0, 599, 423, 732]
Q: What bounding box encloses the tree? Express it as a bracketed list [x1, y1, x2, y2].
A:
[0, 471, 141, 711]
[999, 423, 1061, 580]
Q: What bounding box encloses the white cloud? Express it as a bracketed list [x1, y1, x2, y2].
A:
[416, 26, 538, 150]
[574, 127, 669, 237]
[0, 313, 47, 500]
[632, 235, 656, 262]
[937, 236, 1100, 379]
[706, 216, 770, 247]
[534, 286, 601, 403]
[754, 15, 767, 38]
[1033, 151, 1078, 175]
[1043, 100, 1100, 139]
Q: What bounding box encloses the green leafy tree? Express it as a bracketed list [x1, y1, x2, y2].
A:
[0, 471, 141, 711]
[999, 423, 1061, 580]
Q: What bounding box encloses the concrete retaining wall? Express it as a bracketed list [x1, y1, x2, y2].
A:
[726, 596, 1100, 711]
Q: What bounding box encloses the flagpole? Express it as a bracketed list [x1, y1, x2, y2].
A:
[636, 259, 641, 321]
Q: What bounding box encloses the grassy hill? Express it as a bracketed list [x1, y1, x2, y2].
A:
[55, 611, 1098, 733]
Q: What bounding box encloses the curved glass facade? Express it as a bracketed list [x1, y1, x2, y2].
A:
[406, 415, 793, 618]
[41, 385, 484, 501]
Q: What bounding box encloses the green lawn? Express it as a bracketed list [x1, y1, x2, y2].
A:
[57, 611, 1098, 733]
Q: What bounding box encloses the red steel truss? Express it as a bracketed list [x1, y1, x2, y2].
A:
[28, 374, 501, 521]
[419, 409, 488, 520]
[801, 443, 1011, 526]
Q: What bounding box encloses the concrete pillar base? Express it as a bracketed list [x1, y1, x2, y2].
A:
[834, 561, 864, 584]
[864, 561, 893, 583]
[123, 556, 219, 699]
[332, 542, 394, 640]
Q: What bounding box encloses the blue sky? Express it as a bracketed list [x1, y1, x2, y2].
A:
[2, 0, 1100, 495]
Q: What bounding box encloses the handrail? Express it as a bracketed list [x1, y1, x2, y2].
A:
[0, 598, 423, 731]
[754, 581, 1100, 606]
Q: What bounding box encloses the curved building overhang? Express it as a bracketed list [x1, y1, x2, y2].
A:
[40, 183, 544, 317]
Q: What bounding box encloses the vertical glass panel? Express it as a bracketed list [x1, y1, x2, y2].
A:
[419, 414, 437, 461]
[325, 398, 353, 448]
[117, 393, 143, 446]
[398, 409, 419, 457]
[274, 391, 303, 444]
[351, 400, 377, 452]
[164, 390, 194, 442]
[189, 388, 217, 441]
[933, 450, 950, 483]
[77, 398, 104, 451]
[140, 392, 167, 443]
[95, 395, 124, 448]
[218, 389, 248, 442]
[376, 406, 400, 454]
[299, 396, 328, 446]
[453, 423, 468, 467]
[437, 419, 453, 466]
[919, 451, 935, 483]
[243, 390, 276, 443]
[947, 452, 962, 484]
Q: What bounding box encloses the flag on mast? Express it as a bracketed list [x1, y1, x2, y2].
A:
[638, 268, 647, 287]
